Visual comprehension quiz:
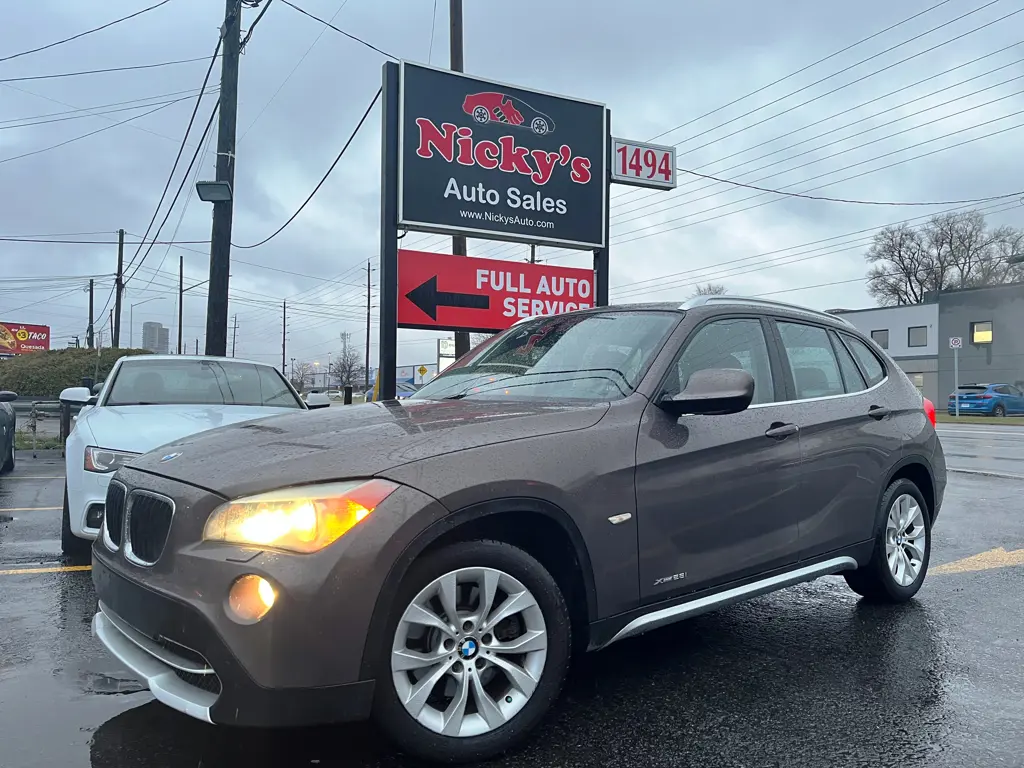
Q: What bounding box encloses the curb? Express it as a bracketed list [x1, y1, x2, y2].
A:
[948, 467, 1024, 481]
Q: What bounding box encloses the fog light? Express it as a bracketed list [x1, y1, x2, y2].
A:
[227, 574, 276, 623]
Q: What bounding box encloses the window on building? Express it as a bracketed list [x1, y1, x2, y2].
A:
[908, 326, 928, 348]
[870, 329, 889, 349]
[971, 321, 993, 344]
[908, 373, 924, 393]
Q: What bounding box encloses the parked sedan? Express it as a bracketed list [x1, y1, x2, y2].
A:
[61, 355, 321, 556]
[947, 382, 1024, 417]
[91, 298, 944, 762]
[0, 389, 16, 474]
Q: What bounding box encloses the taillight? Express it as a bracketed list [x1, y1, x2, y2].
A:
[981, 394, 993, 399]
[923, 397, 936, 427]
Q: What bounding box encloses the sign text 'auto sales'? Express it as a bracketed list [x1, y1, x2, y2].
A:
[397, 250, 596, 333]
[399, 62, 607, 249]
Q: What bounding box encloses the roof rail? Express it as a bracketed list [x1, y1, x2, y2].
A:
[680, 295, 855, 327]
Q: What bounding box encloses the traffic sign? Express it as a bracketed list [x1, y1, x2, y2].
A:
[611, 138, 677, 189]
[950, 337, 963, 349]
[417, 365, 428, 376]
[397, 249, 595, 333]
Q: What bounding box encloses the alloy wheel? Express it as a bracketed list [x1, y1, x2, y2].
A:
[885, 494, 927, 587]
[390, 566, 548, 738]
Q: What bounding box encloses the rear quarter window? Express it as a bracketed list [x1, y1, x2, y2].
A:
[840, 334, 886, 387]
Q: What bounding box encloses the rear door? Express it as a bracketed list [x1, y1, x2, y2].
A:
[1007, 385, 1024, 414]
[634, 314, 807, 602]
[769, 321, 902, 557]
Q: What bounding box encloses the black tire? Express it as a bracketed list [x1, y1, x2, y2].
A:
[61, 483, 91, 558]
[0, 434, 13, 474]
[372, 540, 571, 764]
[993, 404, 1006, 417]
[844, 478, 931, 602]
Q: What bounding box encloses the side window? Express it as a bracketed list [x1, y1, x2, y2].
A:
[1009, 385, 1023, 396]
[993, 385, 1011, 396]
[829, 330, 866, 393]
[257, 366, 302, 408]
[777, 322, 844, 400]
[672, 318, 775, 405]
[841, 334, 886, 387]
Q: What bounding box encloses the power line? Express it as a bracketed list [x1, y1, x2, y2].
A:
[0, 56, 222, 84]
[280, 0, 396, 59]
[232, 86, 382, 249]
[0, 87, 219, 126]
[0, 96, 198, 164]
[241, 0, 275, 50]
[0, 0, 175, 64]
[0, 90, 219, 130]
[123, 38, 222, 274]
[648, 0, 956, 143]
[0, 237, 208, 244]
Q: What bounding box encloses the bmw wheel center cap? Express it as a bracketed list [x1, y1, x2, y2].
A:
[458, 638, 478, 660]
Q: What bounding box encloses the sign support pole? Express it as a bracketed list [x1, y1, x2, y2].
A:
[378, 61, 401, 402]
[593, 108, 612, 307]
[449, 0, 471, 359]
[954, 346, 959, 418]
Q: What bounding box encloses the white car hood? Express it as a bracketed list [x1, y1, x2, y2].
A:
[78, 403, 300, 455]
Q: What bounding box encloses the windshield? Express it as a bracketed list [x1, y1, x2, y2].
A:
[411, 311, 678, 402]
[105, 359, 303, 408]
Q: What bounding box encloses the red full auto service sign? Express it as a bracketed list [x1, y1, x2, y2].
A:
[397, 250, 596, 333]
[398, 62, 607, 250]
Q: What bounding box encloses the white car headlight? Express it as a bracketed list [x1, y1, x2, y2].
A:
[84, 446, 140, 473]
[202, 479, 399, 554]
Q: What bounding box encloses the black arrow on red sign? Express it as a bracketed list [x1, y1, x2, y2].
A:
[405, 275, 490, 320]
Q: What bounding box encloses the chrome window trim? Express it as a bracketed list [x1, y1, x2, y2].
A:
[101, 480, 127, 552]
[748, 374, 888, 409]
[123, 489, 176, 568]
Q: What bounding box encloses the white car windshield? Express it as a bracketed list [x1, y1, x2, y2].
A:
[104, 359, 303, 408]
[412, 311, 678, 402]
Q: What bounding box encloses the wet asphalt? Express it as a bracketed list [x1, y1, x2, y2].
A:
[0, 430, 1022, 768]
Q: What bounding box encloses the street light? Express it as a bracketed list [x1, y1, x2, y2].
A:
[195, 180, 233, 202]
[130, 297, 166, 348]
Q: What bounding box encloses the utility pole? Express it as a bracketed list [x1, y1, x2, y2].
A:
[87, 279, 95, 349]
[449, 0, 470, 360]
[281, 300, 287, 374]
[113, 228, 124, 347]
[195, 338, 199, 355]
[365, 260, 371, 390]
[205, 0, 241, 357]
[231, 313, 238, 357]
[177, 255, 184, 354]
[108, 309, 114, 344]
[530, 244, 536, 264]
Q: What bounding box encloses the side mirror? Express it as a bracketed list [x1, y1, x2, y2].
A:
[0, 391, 17, 403]
[305, 392, 331, 410]
[92, 381, 104, 395]
[660, 368, 755, 417]
[59, 386, 93, 405]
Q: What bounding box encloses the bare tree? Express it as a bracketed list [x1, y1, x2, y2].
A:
[866, 211, 1024, 305]
[329, 345, 365, 387]
[290, 362, 314, 391]
[689, 283, 728, 298]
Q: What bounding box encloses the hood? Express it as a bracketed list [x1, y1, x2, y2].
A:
[127, 398, 608, 498]
[80, 404, 301, 456]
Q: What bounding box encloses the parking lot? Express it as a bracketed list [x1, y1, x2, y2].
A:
[1, 426, 1021, 768]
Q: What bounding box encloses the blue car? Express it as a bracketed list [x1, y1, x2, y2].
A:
[947, 383, 1024, 417]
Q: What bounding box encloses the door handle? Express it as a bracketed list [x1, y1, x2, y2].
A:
[765, 422, 799, 439]
[868, 405, 890, 420]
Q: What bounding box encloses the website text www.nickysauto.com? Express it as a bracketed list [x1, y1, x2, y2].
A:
[459, 209, 556, 230]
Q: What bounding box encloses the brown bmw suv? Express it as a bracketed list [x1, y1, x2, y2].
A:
[92, 297, 945, 763]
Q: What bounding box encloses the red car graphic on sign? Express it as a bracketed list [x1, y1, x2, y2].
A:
[462, 92, 555, 135]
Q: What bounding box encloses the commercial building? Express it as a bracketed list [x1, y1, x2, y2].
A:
[830, 282, 1024, 404]
[141, 322, 169, 355]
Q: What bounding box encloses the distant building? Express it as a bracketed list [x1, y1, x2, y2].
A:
[141, 321, 169, 354]
[831, 282, 1024, 404]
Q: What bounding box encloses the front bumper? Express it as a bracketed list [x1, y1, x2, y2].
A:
[67, 467, 113, 540]
[90, 555, 375, 727]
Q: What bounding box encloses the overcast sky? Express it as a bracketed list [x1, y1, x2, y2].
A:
[2, 0, 1022, 373]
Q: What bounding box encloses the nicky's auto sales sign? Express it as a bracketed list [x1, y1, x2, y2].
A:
[398, 61, 607, 249]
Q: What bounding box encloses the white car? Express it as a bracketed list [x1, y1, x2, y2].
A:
[60, 355, 324, 556]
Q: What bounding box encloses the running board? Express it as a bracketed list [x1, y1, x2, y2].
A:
[600, 556, 859, 649]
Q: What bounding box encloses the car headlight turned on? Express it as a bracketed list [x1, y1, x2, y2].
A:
[202, 479, 399, 554]
[84, 446, 141, 473]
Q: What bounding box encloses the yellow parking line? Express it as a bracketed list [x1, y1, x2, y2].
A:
[0, 506, 61, 512]
[0, 564, 91, 576]
[932, 547, 1024, 575]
